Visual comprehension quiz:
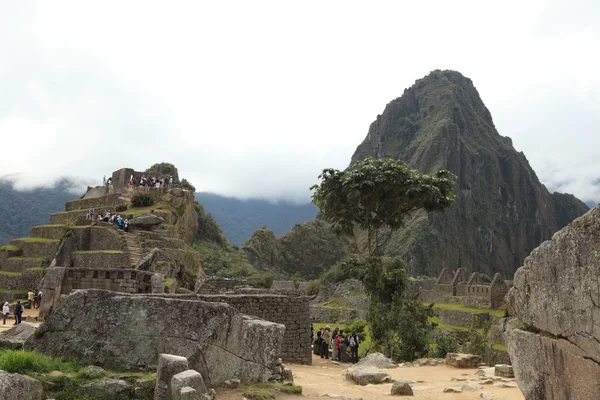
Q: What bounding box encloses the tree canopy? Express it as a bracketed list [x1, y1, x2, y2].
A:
[311, 157, 457, 256]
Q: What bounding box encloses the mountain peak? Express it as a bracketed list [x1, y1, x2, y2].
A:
[351, 71, 588, 277]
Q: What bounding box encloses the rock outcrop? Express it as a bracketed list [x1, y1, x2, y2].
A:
[26, 289, 285, 386]
[351, 70, 588, 277]
[504, 206, 600, 399]
[0, 371, 44, 400]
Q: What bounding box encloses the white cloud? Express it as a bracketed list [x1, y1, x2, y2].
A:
[0, 0, 598, 204]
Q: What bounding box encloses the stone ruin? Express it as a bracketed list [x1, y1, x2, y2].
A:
[26, 290, 286, 386]
[0, 165, 312, 389]
[419, 267, 511, 309]
[503, 205, 600, 399]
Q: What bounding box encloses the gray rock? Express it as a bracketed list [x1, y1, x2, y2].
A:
[0, 322, 36, 349]
[129, 213, 165, 227]
[282, 367, 294, 382]
[461, 382, 482, 391]
[171, 370, 206, 400]
[201, 389, 216, 400]
[494, 364, 513, 378]
[353, 352, 397, 369]
[445, 353, 483, 368]
[443, 387, 462, 393]
[480, 393, 495, 399]
[86, 365, 106, 374]
[391, 379, 413, 396]
[344, 366, 389, 385]
[26, 290, 285, 386]
[0, 371, 44, 400]
[179, 387, 200, 400]
[155, 354, 189, 400]
[80, 378, 134, 400]
[223, 379, 241, 388]
[504, 206, 600, 400]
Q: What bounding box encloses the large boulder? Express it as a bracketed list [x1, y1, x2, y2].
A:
[0, 322, 36, 349]
[26, 290, 285, 386]
[353, 352, 397, 369]
[344, 366, 389, 385]
[445, 353, 482, 368]
[503, 206, 600, 400]
[80, 378, 134, 400]
[129, 213, 165, 228]
[0, 371, 43, 400]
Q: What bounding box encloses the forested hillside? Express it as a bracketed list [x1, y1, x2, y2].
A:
[0, 181, 79, 245]
[195, 192, 318, 246]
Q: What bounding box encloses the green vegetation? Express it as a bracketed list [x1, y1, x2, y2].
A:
[0, 244, 21, 251]
[145, 162, 179, 182]
[73, 250, 124, 254]
[311, 157, 456, 362]
[115, 203, 128, 212]
[242, 382, 302, 399]
[13, 237, 59, 243]
[0, 270, 22, 276]
[0, 350, 79, 374]
[0, 180, 76, 246]
[429, 303, 505, 317]
[196, 192, 318, 247]
[131, 192, 155, 208]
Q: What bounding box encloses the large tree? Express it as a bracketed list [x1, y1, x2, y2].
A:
[311, 157, 456, 257]
[311, 157, 457, 360]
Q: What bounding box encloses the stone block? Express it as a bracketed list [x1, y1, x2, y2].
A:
[154, 354, 189, 400]
[445, 353, 483, 368]
[171, 370, 206, 399]
[494, 364, 514, 378]
[179, 387, 200, 400]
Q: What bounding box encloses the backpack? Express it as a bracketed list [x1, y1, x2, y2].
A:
[349, 335, 357, 347]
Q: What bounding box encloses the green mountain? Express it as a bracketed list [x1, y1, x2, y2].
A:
[351, 70, 588, 277]
[0, 180, 80, 245]
[195, 192, 318, 247]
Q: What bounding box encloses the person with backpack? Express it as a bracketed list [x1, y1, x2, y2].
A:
[338, 330, 348, 362]
[14, 301, 23, 325]
[348, 330, 360, 363]
[314, 328, 322, 355]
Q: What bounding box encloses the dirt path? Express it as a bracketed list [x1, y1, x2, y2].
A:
[0, 307, 41, 333]
[218, 355, 524, 400]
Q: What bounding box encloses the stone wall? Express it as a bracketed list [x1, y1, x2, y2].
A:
[196, 277, 248, 294]
[439, 309, 491, 328]
[270, 281, 295, 290]
[71, 251, 130, 269]
[309, 306, 367, 324]
[61, 268, 153, 294]
[65, 193, 123, 212]
[193, 293, 311, 365]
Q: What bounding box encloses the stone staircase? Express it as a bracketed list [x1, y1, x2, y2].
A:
[123, 232, 142, 267]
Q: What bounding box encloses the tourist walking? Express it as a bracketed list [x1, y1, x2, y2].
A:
[314, 328, 322, 355]
[2, 302, 9, 324]
[14, 301, 23, 325]
[349, 331, 360, 363]
[321, 326, 331, 359]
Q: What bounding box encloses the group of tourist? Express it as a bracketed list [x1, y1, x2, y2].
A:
[134, 174, 173, 188]
[28, 289, 43, 309]
[311, 325, 360, 363]
[87, 208, 129, 231]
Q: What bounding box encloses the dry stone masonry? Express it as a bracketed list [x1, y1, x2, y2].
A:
[26, 290, 286, 387]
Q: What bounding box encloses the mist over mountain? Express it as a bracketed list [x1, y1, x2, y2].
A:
[0, 180, 80, 245]
[195, 192, 318, 247]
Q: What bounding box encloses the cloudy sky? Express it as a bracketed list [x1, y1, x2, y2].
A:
[0, 1, 598, 204]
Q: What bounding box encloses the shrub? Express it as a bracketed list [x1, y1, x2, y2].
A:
[131, 193, 155, 208]
[115, 203, 128, 212]
[429, 329, 459, 358]
[305, 280, 321, 296]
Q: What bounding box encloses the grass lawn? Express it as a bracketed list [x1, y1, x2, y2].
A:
[13, 237, 60, 243]
[427, 302, 505, 317]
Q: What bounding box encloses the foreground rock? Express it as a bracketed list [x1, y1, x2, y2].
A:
[0, 322, 36, 349]
[445, 353, 482, 368]
[80, 378, 134, 400]
[353, 352, 397, 369]
[344, 365, 389, 385]
[391, 379, 413, 396]
[26, 290, 285, 386]
[129, 213, 165, 227]
[0, 371, 44, 400]
[504, 206, 600, 400]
